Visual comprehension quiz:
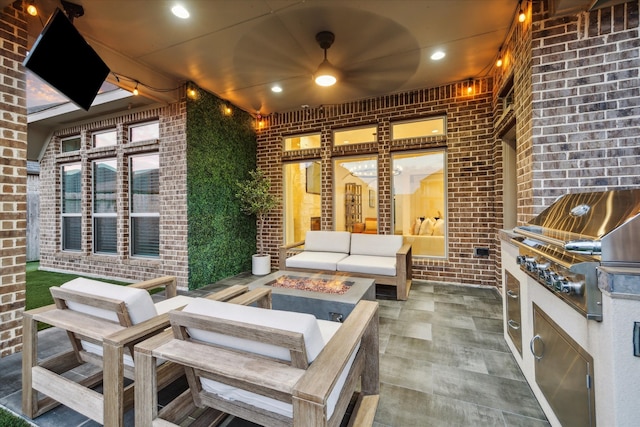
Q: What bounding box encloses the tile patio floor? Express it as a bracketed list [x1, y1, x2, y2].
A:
[0, 273, 549, 426]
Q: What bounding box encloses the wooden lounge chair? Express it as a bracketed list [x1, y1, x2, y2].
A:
[21, 275, 256, 427]
[134, 297, 380, 427]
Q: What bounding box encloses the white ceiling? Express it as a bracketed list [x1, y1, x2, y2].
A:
[5, 0, 615, 159]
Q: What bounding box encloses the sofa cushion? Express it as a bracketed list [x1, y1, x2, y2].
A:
[285, 251, 348, 271]
[337, 254, 397, 276]
[349, 233, 403, 257]
[304, 230, 351, 253]
[60, 277, 157, 325]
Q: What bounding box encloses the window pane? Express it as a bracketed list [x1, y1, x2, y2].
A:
[94, 160, 117, 213]
[130, 122, 159, 142]
[392, 116, 445, 140]
[62, 164, 81, 213]
[132, 217, 159, 256]
[284, 162, 321, 244]
[63, 216, 81, 251]
[62, 136, 81, 152]
[283, 133, 320, 151]
[333, 156, 377, 233]
[94, 217, 117, 253]
[131, 154, 159, 213]
[333, 125, 377, 146]
[93, 130, 117, 148]
[392, 150, 446, 257]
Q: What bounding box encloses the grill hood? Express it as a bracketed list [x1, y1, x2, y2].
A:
[514, 189, 640, 266]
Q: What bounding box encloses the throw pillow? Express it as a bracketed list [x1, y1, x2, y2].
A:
[419, 217, 434, 235]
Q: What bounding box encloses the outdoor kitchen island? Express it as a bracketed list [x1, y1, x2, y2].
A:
[246, 270, 376, 322]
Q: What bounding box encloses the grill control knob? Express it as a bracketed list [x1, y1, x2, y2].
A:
[561, 281, 585, 296]
[536, 262, 550, 278]
[516, 255, 527, 265]
[553, 276, 566, 291]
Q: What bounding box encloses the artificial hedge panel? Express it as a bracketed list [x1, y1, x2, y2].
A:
[186, 89, 257, 290]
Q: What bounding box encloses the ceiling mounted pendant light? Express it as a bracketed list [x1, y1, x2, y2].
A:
[314, 31, 339, 87]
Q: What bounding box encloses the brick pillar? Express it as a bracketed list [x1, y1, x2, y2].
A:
[1, 3, 28, 357]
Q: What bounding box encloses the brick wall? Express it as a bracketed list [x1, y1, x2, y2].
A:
[257, 80, 502, 287]
[39, 103, 190, 289]
[0, 3, 27, 357]
[530, 0, 640, 214]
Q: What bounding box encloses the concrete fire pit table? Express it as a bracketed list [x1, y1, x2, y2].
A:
[247, 270, 375, 322]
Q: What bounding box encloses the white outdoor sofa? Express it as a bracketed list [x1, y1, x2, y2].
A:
[279, 230, 412, 300]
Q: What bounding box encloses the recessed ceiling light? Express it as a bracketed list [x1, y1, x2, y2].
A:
[171, 4, 190, 19]
[271, 85, 283, 93]
[431, 51, 445, 60]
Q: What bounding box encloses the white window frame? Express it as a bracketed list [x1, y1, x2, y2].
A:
[92, 128, 117, 148]
[92, 159, 118, 255]
[61, 135, 81, 153]
[391, 116, 446, 140]
[61, 163, 82, 252]
[333, 124, 377, 146]
[129, 121, 159, 143]
[129, 153, 160, 258]
[283, 132, 321, 151]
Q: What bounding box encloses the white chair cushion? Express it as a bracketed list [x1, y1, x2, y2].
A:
[337, 254, 397, 276]
[304, 231, 351, 253]
[181, 298, 326, 363]
[60, 277, 157, 324]
[349, 233, 403, 257]
[153, 295, 194, 314]
[187, 302, 356, 419]
[285, 251, 348, 271]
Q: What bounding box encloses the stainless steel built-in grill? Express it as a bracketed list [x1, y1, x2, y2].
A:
[512, 189, 640, 321]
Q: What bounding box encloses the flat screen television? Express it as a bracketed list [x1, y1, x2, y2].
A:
[23, 8, 110, 111]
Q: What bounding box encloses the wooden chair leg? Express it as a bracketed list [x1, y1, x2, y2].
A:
[103, 341, 125, 427]
[21, 312, 38, 418]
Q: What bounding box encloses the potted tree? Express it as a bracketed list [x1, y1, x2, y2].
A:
[235, 168, 280, 275]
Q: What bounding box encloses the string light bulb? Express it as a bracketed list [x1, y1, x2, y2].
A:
[26, 1, 38, 16]
[496, 49, 503, 67]
[224, 102, 232, 115]
[132, 82, 139, 96]
[466, 79, 474, 95]
[187, 83, 197, 99]
[518, 2, 526, 22]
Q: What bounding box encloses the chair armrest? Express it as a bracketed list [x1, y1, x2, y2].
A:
[294, 300, 379, 404]
[279, 240, 305, 269]
[129, 276, 177, 299]
[396, 242, 412, 256]
[104, 313, 171, 348]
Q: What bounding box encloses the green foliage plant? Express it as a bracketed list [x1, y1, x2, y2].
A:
[235, 168, 280, 256]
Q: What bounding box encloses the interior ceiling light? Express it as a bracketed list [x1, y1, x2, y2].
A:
[431, 51, 445, 60]
[271, 85, 282, 93]
[314, 31, 338, 87]
[171, 4, 190, 19]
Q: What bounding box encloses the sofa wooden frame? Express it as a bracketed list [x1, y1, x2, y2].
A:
[134, 298, 380, 427]
[21, 276, 255, 427]
[279, 239, 413, 300]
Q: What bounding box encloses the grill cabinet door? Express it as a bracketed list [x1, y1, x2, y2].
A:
[531, 304, 595, 427]
[505, 271, 522, 355]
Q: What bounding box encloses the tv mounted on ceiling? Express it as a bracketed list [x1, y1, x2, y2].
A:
[23, 8, 110, 111]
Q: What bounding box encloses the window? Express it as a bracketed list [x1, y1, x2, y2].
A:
[93, 129, 117, 148]
[283, 162, 321, 244]
[334, 156, 378, 233]
[61, 135, 81, 152]
[130, 121, 159, 143]
[130, 153, 159, 257]
[93, 159, 117, 254]
[392, 150, 446, 257]
[61, 163, 82, 251]
[391, 116, 446, 140]
[283, 133, 321, 151]
[333, 125, 377, 146]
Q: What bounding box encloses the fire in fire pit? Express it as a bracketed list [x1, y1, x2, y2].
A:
[267, 275, 353, 295]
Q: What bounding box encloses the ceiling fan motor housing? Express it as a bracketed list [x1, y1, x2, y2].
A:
[316, 31, 335, 50]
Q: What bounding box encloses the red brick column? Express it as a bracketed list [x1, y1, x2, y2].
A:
[0, 3, 28, 357]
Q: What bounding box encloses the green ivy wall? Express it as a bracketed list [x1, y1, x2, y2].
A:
[186, 89, 257, 290]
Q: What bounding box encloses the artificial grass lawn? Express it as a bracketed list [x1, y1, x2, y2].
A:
[0, 407, 32, 427]
[26, 261, 129, 330]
